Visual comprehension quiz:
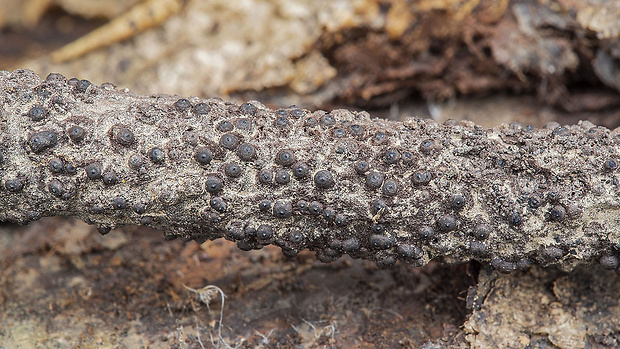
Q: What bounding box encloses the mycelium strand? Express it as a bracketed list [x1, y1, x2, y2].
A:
[2, 69, 620, 273]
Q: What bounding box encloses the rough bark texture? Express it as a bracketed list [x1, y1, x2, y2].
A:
[2, 69, 620, 273]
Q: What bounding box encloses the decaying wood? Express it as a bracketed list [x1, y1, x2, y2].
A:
[2, 69, 620, 273]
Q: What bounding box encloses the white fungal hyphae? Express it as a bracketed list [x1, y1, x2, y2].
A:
[1, 69, 620, 273]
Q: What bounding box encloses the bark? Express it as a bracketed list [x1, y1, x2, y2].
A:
[2, 69, 620, 272]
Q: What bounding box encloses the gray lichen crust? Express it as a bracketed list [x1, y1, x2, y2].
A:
[2, 69, 620, 273]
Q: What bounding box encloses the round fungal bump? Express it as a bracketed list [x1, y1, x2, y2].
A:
[369, 234, 393, 250]
[354, 161, 369, 175]
[194, 147, 213, 165]
[64, 163, 77, 174]
[29, 131, 58, 153]
[275, 169, 291, 185]
[411, 170, 431, 185]
[239, 102, 257, 116]
[46, 72, 66, 83]
[469, 241, 488, 257]
[308, 201, 323, 215]
[281, 247, 299, 259]
[528, 195, 542, 209]
[473, 224, 491, 240]
[333, 128, 346, 138]
[183, 131, 199, 146]
[275, 116, 288, 128]
[397, 245, 423, 260]
[133, 202, 147, 214]
[292, 162, 310, 179]
[373, 131, 387, 144]
[450, 194, 466, 210]
[438, 215, 457, 232]
[420, 139, 438, 154]
[509, 213, 523, 226]
[48, 179, 64, 197]
[549, 205, 566, 221]
[226, 227, 245, 241]
[27, 211, 41, 222]
[540, 246, 564, 262]
[334, 214, 348, 226]
[552, 126, 569, 137]
[370, 200, 387, 215]
[238, 108, 261, 126]
[49, 158, 64, 173]
[75, 79, 91, 92]
[97, 225, 111, 235]
[365, 171, 384, 189]
[296, 200, 309, 212]
[210, 197, 227, 212]
[275, 150, 296, 167]
[349, 124, 364, 137]
[290, 108, 305, 118]
[320, 114, 336, 127]
[289, 229, 305, 245]
[370, 224, 385, 234]
[28, 105, 48, 121]
[113, 127, 135, 147]
[295, 200, 308, 213]
[342, 238, 360, 253]
[516, 258, 533, 271]
[376, 256, 396, 269]
[112, 197, 127, 210]
[148, 147, 165, 163]
[382, 179, 400, 196]
[128, 154, 144, 170]
[85, 163, 102, 180]
[604, 159, 618, 171]
[217, 121, 234, 132]
[219, 133, 240, 150]
[401, 151, 414, 163]
[328, 239, 343, 251]
[383, 148, 401, 164]
[173, 98, 191, 113]
[102, 170, 118, 186]
[258, 200, 272, 212]
[273, 200, 293, 219]
[323, 207, 336, 220]
[314, 170, 335, 189]
[224, 162, 243, 178]
[205, 176, 223, 193]
[418, 225, 435, 239]
[193, 102, 211, 115]
[237, 143, 257, 161]
[258, 169, 274, 185]
[209, 212, 222, 225]
[491, 258, 516, 274]
[236, 241, 254, 251]
[305, 117, 317, 127]
[257, 225, 274, 244]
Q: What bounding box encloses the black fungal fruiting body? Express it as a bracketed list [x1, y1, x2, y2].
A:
[3, 69, 620, 272]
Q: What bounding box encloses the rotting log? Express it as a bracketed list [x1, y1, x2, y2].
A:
[2, 69, 620, 273]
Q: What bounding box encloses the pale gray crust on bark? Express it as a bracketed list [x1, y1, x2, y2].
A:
[2, 69, 620, 272]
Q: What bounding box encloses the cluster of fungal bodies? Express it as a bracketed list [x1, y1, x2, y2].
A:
[3, 69, 620, 273]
